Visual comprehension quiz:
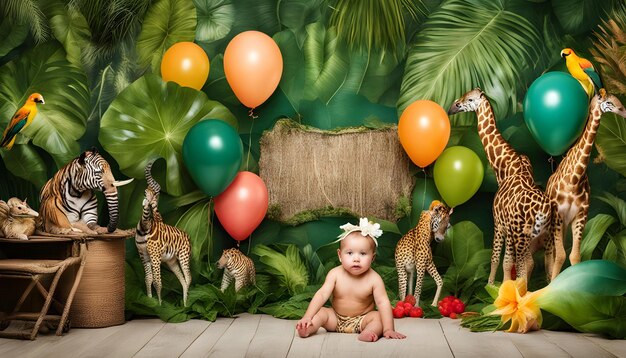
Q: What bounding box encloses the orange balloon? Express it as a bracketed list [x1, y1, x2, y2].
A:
[398, 100, 451, 167]
[224, 31, 283, 109]
[161, 42, 210, 90]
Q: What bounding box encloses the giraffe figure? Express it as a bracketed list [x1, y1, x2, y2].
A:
[546, 89, 626, 279]
[448, 88, 552, 284]
[395, 200, 452, 306]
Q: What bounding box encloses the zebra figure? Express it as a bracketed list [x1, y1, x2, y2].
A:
[39, 148, 132, 235]
[135, 161, 192, 306]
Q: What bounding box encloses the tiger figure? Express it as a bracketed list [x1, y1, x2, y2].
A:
[38, 148, 132, 235]
[395, 200, 453, 307]
[135, 161, 191, 306]
[217, 248, 256, 292]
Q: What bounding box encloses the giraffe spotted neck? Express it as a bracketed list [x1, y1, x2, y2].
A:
[475, 96, 518, 184]
[554, 97, 602, 186]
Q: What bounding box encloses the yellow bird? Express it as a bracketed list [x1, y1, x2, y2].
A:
[0, 93, 45, 150]
[560, 48, 602, 97]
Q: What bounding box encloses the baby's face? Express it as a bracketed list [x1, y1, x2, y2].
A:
[337, 232, 376, 276]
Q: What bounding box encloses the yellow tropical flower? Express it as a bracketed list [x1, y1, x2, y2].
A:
[491, 278, 547, 333]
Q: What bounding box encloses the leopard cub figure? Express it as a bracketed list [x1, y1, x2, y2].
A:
[395, 200, 452, 306]
[217, 248, 256, 292]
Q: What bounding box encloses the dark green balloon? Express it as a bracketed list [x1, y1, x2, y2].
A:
[183, 119, 243, 197]
[523, 71, 589, 156]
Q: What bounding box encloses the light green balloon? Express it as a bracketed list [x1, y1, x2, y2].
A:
[433, 146, 484, 207]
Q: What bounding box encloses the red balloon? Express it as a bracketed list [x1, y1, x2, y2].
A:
[214, 171, 269, 242]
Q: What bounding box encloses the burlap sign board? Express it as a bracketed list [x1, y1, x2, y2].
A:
[259, 119, 415, 224]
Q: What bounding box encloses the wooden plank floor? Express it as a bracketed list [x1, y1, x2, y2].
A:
[0, 314, 624, 358]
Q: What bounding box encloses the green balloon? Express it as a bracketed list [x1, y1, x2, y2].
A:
[433, 146, 484, 208]
[183, 119, 243, 197]
[523, 71, 589, 156]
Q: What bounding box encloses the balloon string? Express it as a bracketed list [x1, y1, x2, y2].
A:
[246, 117, 255, 171]
[247, 233, 252, 256]
[248, 108, 258, 119]
[208, 197, 214, 270]
[421, 168, 427, 213]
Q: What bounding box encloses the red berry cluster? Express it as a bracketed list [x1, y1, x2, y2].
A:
[437, 295, 465, 319]
[392, 294, 423, 318]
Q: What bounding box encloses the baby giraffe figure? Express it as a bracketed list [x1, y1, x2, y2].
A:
[135, 161, 192, 306]
[395, 200, 452, 307]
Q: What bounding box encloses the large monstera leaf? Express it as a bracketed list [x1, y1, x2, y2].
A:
[273, 23, 402, 129]
[193, 0, 235, 43]
[47, 3, 92, 67]
[136, 0, 196, 73]
[551, 0, 614, 35]
[99, 74, 237, 196]
[0, 41, 89, 186]
[0, 20, 28, 58]
[398, 0, 545, 124]
[596, 113, 626, 177]
[194, 0, 323, 56]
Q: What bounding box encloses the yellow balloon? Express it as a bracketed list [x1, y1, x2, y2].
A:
[161, 42, 210, 90]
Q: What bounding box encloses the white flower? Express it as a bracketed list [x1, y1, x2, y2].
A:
[336, 217, 383, 247]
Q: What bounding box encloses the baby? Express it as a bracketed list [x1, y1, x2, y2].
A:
[296, 218, 406, 342]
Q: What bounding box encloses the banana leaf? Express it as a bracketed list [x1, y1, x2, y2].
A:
[0, 41, 89, 186]
[596, 113, 626, 178]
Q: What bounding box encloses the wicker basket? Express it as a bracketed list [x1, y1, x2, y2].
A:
[70, 236, 126, 328]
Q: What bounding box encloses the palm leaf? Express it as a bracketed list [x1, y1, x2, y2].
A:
[328, 0, 424, 55]
[136, 0, 197, 73]
[590, 2, 626, 95]
[595, 112, 626, 177]
[99, 74, 237, 196]
[1, 0, 49, 43]
[0, 41, 89, 182]
[252, 244, 309, 295]
[398, 0, 545, 123]
[72, 0, 151, 61]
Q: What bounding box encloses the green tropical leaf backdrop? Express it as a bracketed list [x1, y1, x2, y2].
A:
[0, 0, 624, 331]
[99, 74, 236, 196]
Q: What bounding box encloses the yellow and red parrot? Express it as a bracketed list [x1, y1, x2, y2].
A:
[560, 48, 603, 97]
[0, 93, 45, 150]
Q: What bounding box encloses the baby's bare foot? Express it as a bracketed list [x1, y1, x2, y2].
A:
[358, 330, 378, 342]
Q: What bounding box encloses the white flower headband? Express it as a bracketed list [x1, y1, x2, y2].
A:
[335, 217, 383, 247]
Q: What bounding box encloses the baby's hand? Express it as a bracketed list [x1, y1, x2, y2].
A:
[383, 330, 406, 339]
[296, 318, 313, 338]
